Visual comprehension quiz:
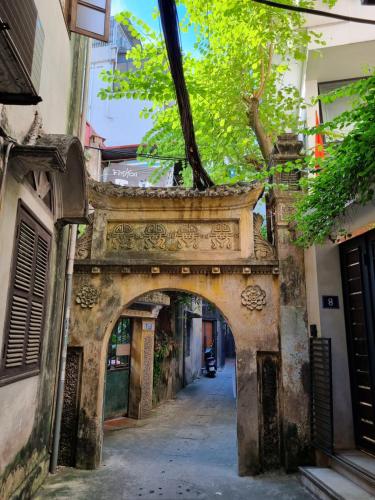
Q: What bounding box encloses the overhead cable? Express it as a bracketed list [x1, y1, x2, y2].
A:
[158, 0, 213, 189]
[252, 0, 375, 25]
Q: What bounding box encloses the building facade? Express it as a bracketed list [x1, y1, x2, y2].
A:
[0, 0, 111, 497]
[290, 1, 375, 495]
[87, 16, 153, 147]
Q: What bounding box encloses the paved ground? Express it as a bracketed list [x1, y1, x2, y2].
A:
[36, 362, 312, 500]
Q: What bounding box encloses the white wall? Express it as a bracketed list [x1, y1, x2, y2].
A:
[283, 0, 375, 148]
[305, 0, 375, 49]
[87, 44, 153, 146]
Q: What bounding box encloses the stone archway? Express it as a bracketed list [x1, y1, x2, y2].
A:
[67, 134, 310, 477]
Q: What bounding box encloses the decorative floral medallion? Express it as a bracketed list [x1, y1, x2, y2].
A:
[76, 284, 100, 308]
[241, 285, 266, 311]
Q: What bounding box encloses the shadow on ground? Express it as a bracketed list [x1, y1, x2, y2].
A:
[35, 362, 312, 500]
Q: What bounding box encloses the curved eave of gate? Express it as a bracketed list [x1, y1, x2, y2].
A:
[88, 179, 264, 211]
[9, 134, 88, 223]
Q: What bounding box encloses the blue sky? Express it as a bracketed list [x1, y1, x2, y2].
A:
[111, 0, 196, 52]
[111, 0, 159, 28]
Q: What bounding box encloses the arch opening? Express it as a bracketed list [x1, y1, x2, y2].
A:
[102, 289, 238, 472]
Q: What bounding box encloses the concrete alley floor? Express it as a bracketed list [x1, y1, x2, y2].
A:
[36, 361, 312, 500]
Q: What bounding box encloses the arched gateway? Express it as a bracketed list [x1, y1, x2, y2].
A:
[66, 135, 310, 477]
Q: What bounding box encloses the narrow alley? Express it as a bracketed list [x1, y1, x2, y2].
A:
[2, 1, 375, 499]
[36, 362, 311, 500]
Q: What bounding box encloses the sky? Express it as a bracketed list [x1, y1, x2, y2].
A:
[111, 0, 196, 52]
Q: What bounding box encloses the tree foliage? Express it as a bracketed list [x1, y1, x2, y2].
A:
[293, 75, 375, 247]
[99, 0, 333, 184]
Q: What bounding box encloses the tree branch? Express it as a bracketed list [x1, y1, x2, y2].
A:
[254, 44, 274, 99]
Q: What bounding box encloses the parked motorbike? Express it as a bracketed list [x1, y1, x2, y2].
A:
[204, 347, 217, 378]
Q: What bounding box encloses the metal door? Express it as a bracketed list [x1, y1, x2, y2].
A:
[104, 317, 132, 419]
[341, 230, 375, 453]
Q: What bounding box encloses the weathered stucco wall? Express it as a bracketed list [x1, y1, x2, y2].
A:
[0, 177, 70, 496]
[0, 1, 90, 495]
[268, 134, 311, 471]
[68, 180, 282, 475]
[71, 271, 280, 475]
[184, 315, 203, 385]
[0, 176, 56, 498]
[67, 171, 309, 476]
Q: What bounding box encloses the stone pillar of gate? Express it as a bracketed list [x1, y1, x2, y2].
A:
[128, 318, 155, 420]
[268, 133, 311, 471]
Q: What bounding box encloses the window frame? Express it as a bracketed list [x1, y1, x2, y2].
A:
[317, 76, 365, 124]
[69, 0, 111, 42]
[0, 200, 51, 387]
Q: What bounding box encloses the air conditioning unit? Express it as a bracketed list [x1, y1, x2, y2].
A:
[0, 0, 44, 105]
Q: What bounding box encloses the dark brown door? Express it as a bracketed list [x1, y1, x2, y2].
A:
[202, 320, 213, 367]
[341, 230, 375, 453]
[203, 320, 213, 349]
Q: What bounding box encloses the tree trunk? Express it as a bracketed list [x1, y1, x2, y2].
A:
[246, 96, 274, 166]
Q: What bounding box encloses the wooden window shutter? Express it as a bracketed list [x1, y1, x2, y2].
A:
[69, 0, 111, 42]
[1, 204, 51, 384]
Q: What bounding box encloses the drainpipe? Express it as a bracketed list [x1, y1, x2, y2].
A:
[0, 140, 14, 213]
[50, 223, 78, 473]
[79, 39, 91, 145]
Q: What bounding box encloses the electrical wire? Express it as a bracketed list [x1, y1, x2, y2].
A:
[158, 0, 213, 189]
[251, 0, 375, 26]
[86, 144, 186, 162]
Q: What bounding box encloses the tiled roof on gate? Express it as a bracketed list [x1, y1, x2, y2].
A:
[89, 179, 262, 199]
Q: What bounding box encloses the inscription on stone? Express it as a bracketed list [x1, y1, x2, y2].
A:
[106, 221, 240, 253]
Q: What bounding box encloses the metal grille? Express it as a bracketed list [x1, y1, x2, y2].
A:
[310, 337, 333, 454]
[107, 317, 131, 370]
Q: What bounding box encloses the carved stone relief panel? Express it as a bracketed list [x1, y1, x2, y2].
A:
[277, 203, 295, 224]
[58, 347, 83, 467]
[75, 224, 93, 260]
[141, 332, 154, 416]
[253, 214, 276, 260]
[136, 292, 171, 306]
[106, 221, 240, 253]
